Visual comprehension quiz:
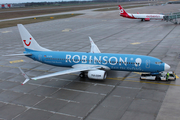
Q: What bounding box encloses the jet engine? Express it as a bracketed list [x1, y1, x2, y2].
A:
[88, 70, 107, 80]
[145, 18, 150, 21]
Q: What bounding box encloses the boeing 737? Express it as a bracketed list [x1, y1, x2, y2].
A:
[118, 5, 164, 21]
[4, 24, 170, 84]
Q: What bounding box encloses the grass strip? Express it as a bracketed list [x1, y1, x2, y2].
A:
[0, 13, 83, 29]
[0, 4, 117, 20]
[94, 5, 148, 11]
[0, 2, 149, 20]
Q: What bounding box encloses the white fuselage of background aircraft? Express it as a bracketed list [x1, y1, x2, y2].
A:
[119, 5, 164, 21]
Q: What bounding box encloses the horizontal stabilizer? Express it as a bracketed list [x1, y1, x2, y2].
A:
[3, 53, 32, 56]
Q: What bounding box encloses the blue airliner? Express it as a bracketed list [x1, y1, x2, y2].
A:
[5, 24, 170, 84]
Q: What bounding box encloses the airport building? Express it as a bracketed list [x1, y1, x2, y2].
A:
[0, 3, 25, 8]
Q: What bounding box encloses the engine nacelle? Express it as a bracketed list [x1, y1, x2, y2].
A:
[145, 18, 150, 21]
[88, 70, 107, 80]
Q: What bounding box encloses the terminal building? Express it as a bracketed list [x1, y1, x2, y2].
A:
[0, 3, 25, 8]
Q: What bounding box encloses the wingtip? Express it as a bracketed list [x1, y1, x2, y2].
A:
[89, 37, 93, 43]
[21, 83, 24, 85]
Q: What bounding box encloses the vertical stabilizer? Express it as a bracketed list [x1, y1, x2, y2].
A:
[17, 24, 51, 51]
[118, 5, 128, 16]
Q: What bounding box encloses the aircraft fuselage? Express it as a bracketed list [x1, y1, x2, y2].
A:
[26, 49, 165, 73]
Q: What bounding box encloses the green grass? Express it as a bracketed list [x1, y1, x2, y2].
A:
[0, 13, 83, 29]
[94, 5, 148, 11]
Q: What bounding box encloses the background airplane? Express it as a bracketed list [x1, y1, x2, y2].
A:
[4, 24, 170, 84]
[118, 5, 164, 21]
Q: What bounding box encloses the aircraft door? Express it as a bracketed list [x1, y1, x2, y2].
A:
[146, 60, 150, 68]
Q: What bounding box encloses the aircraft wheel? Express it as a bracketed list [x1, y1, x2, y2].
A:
[155, 76, 161, 81]
[79, 72, 85, 78]
[141, 19, 144, 21]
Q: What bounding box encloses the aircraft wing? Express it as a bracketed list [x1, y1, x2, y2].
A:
[89, 37, 101, 53]
[19, 66, 102, 84]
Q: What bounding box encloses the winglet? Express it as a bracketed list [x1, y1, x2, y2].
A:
[18, 67, 30, 85]
[137, 12, 139, 14]
[89, 37, 101, 53]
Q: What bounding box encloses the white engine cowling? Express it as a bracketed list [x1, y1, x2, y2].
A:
[88, 70, 107, 80]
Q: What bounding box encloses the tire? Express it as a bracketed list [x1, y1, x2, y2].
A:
[79, 73, 85, 78]
[155, 76, 161, 81]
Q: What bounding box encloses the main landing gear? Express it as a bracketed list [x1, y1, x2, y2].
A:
[141, 18, 144, 21]
[79, 72, 85, 78]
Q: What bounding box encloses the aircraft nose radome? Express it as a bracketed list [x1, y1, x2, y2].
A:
[164, 63, 170, 70]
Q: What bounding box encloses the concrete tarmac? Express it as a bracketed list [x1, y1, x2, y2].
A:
[0, 4, 180, 120]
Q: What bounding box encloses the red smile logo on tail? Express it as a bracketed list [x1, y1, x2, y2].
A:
[23, 38, 31, 46]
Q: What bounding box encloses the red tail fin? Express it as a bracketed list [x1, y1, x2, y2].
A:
[118, 5, 128, 16]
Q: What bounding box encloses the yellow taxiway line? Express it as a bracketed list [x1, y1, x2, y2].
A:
[107, 77, 180, 86]
[9, 60, 24, 64]
[131, 39, 161, 45]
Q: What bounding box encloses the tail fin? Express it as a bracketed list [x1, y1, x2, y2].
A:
[118, 5, 128, 16]
[17, 24, 51, 52]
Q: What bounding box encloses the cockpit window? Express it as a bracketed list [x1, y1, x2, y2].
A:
[155, 61, 163, 65]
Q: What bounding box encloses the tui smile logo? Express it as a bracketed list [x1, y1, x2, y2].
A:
[23, 38, 31, 46]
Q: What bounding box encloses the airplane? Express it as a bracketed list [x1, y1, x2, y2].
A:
[4, 24, 170, 85]
[118, 5, 164, 21]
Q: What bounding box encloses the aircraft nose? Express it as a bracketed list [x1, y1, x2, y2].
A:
[164, 63, 170, 70]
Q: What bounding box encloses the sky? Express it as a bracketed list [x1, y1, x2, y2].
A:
[0, 0, 71, 4]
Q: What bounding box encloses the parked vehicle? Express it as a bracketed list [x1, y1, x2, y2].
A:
[140, 71, 176, 81]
